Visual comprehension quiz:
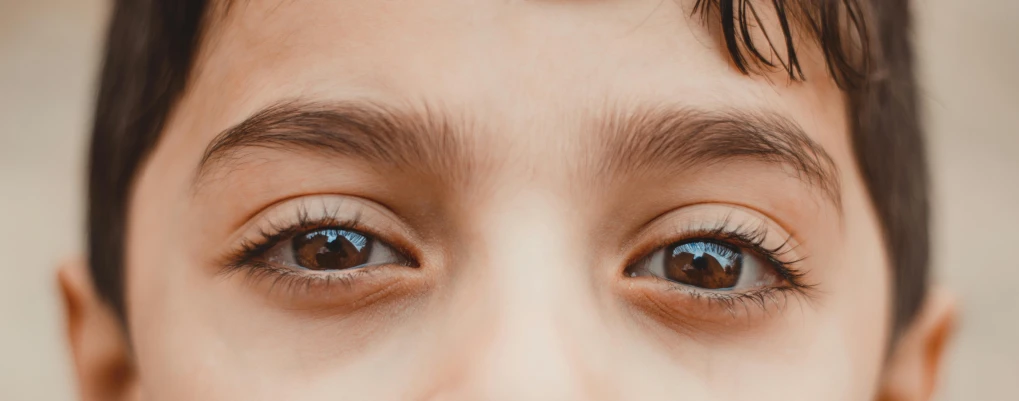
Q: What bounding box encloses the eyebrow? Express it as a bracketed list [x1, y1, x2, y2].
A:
[595, 106, 842, 208]
[195, 100, 473, 187]
[196, 100, 841, 208]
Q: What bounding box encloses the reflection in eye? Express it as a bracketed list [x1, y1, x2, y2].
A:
[265, 228, 406, 271]
[634, 240, 781, 291]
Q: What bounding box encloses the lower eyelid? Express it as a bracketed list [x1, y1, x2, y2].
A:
[620, 274, 803, 332]
[229, 261, 430, 313]
[228, 261, 369, 291]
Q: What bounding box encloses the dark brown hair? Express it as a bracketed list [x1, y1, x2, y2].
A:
[89, 0, 927, 335]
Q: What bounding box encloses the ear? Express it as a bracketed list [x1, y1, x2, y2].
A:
[878, 286, 958, 401]
[57, 257, 139, 401]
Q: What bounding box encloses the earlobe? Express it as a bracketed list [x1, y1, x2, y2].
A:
[57, 257, 139, 401]
[878, 286, 959, 401]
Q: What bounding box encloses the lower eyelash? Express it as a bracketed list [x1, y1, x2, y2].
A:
[681, 286, 799, 311]
[225, 260, 376, 296]
[661, 283, 808, 320]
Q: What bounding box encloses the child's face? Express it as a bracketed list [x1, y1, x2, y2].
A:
[119, 0, 894, 399]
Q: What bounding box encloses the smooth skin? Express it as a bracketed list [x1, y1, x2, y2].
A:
[60, 0, 956, 400]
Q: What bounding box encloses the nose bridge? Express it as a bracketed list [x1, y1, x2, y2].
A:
[459, 190, 604, 400]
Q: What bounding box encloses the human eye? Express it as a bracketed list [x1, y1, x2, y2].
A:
[622, 205, 813, 317]
[628, 239, 785, 292]
[219, 196, 420, 299]
[262, 228, 409, 272]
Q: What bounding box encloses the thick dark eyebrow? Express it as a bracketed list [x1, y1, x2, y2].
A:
[197, 101, 840, 208]
[194, 100, 472, 187]
[596, 107, 842, 208]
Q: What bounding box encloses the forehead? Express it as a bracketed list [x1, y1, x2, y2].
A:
[178, 0, 844, 135]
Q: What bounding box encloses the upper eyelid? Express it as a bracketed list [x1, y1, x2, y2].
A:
[638, 204, 797, 245]
[217, 195, 422, 264]
[623, 205, 804, 266]
[240, 195, 416, 238]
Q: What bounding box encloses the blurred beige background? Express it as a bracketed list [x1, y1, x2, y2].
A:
[1, 0, 1016, 399]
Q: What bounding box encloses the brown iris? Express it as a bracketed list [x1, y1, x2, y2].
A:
[663, 241, 743, 289]
[292, 229, 372, 270]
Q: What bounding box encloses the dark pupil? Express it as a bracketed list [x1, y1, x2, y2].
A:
[292, 229, 372, 270]
[664, 241, 742, 289]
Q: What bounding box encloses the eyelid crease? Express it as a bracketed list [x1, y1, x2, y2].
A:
[625, 209, 795, 263]
[620, 198, 810, 256]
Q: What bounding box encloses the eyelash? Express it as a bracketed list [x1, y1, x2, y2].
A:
[219, 205, 417, 295]
[626, 217, 814, 311]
